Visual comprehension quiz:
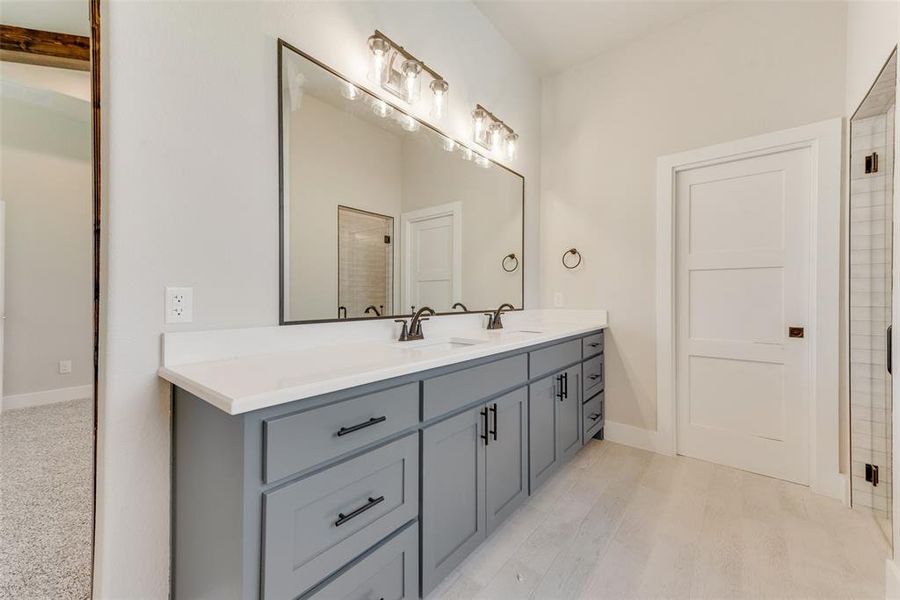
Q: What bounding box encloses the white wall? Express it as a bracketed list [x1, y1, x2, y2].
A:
[0, 65, 93, 402]
[540, 1, 848, 432]
[97, 2, 540, 597]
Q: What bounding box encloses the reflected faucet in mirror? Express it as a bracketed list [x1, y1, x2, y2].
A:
[452, 302, 468, 312]
[338, 306, 347, 319]
[396, 306, 435, 341]
[364, 305, 382, 316]
[484, 303, 515, 330]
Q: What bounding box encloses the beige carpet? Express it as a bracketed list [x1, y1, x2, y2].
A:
[0, 398, 93, 600]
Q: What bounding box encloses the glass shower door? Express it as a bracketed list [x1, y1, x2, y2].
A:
[850, 48, 896, 543]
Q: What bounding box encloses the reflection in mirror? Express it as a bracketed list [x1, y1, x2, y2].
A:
[0, 15, 95, 600]
[279, 41, 524, 324]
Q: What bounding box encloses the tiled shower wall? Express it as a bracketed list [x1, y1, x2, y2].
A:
[338, 207, 393, 318]
[850, 108, 895, 540]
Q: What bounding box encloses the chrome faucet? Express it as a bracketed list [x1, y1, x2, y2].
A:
[484, 303, 515, 330]
[395, 306, 435, 341]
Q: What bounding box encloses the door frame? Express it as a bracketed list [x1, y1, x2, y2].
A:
[400, 201, 462, 310]
[655, 118, 844, 501]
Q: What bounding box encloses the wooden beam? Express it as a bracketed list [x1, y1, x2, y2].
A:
[0, 24, 90, 71]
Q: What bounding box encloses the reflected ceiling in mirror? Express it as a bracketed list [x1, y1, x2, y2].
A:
[279, 40, 524, 324]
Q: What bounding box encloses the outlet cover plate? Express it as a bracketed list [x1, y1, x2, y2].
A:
[166, 287, 194, 324]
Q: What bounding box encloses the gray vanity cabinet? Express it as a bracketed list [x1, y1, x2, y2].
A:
[420, 405, 487, 596]
[420, 386, 528, 596]
[557, 364, 582, 464]
[485, 387, 529, 535]
[528, 364, 581, 492]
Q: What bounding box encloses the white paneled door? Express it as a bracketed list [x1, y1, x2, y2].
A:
[401, 202, 462, 312]
[675, 147, 812, 484]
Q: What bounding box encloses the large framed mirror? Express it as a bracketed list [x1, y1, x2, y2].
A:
[278, 40, 524, 324]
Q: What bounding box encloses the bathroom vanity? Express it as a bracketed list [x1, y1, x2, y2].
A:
[161, 311, 606, 600]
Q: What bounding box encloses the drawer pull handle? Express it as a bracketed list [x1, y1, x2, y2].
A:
[336, 416, 386, 437]
[589, 413, 601, 421]
[335, 495, 385, 527]
[588, 374, 601, 381]
[588, 342, 601, 348]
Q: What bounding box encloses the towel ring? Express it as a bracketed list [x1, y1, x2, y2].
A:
[502, 253, 519, 273]
[562, 248, 582, 269]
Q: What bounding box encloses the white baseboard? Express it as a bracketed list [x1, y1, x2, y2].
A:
[2, 384, 93, 411]
[604, 420, 672, 454]
[885, 558, 900, 599]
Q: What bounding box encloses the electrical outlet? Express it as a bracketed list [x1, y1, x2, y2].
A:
[553, 292, 565, 308]
[166, 287, 194, 324]
[58, 360, 72, 375]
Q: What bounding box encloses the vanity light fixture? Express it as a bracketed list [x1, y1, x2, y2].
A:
[372, 98, 393, 118]
[472, 104, 518, 162]
[340, 81, 361, 101]
[400, 113, 420, 132]
[460, 147, 475, 161]
[367, 31, 449, 120]
[441, 136, 457, 152]
[474, 153, 491, 169]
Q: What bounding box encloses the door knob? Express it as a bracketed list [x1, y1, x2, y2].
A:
[788, 326, 804, 339]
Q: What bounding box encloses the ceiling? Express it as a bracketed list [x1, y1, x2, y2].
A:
[474, 0, 714, 76]
[0, 1, 90, 37]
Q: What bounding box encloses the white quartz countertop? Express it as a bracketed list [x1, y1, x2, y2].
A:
[157, 309, 607, 415]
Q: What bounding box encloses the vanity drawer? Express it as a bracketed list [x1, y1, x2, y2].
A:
[583, 355, 604, 396]
[529, 339, 581, 379]
[423, 355, 527, 421]
[263, 382, 419, 483]
[261, 434, 419, 600]
[304, 522, 418, 600]
[583, 391, 604, 441]
[582, 332, 604, 358]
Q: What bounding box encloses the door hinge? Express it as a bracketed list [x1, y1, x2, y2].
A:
[865, 152, 879, 174]
[865, 463, 880, 487]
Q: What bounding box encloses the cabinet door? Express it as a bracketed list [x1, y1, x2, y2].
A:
[485, 387, 528, 535]
[528, 373, 559, 492]
[421, 406, 487, 596]
[558, 364, 582, 464]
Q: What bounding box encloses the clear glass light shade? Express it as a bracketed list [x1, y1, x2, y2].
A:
[402, 60, 422, 103]
[489, 123, 504, 153]
[461, 147, 475, 161]
[472, 108, 488, 141]
[372, 99, 393, 118]
[441, 136, 457, 152]
[400, 114, 419, 132]
[505, 132, 518, 161]
[430, 79, 449, 120]
[340, 81, 360, 101]
[368, 36, 390, 85]
[474, 154, 491, 169]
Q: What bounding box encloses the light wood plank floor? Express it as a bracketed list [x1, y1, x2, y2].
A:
[429, 441, 890, 600]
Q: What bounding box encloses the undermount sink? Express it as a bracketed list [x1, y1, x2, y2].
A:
[396, 337, 487, 351]
[490, 329, 544, 336]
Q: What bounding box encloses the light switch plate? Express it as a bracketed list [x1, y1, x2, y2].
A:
[553, 292, 565, 308]
[166, 287, 194, 324]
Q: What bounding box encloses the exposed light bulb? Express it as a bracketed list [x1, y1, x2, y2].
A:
[472, 108, 488, 141]
[400, 114, 419, 132]
[430, 79, 449, 120]
[475, 154, 490, 169]
[489, 123, 504, 154]
[341, 81, 360, 101]
[402, 60, 422, 103]
[372, 99, 392, 118]
[505, 132, 518, 161]
[368, 35, 390, 85]
[441, 136, 457, 152]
